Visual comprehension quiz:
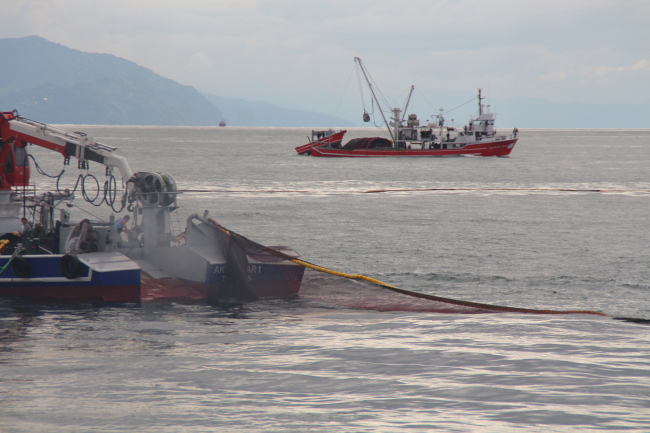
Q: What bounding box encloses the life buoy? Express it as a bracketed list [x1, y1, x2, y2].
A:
[11, 256, 31, 279]
[61, 254, 82, 279]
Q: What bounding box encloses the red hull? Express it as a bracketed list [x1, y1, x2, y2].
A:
[295, 130, 347, 155]
[311, 139, 517, 157]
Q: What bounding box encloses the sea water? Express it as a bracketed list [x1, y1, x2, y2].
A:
[1, 127, 649, 432]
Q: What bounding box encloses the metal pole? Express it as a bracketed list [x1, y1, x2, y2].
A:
[354, 57, 393, 142]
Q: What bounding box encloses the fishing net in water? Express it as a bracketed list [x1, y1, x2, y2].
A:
[298, 270, 500, 314]
[206, 218, 613, 317]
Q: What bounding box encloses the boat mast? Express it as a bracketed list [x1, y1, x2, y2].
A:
[402, 85, 414, 116]
[393, 85, 415, 143]
[478, 88, 483, 116]
[354, 57, 394, 141]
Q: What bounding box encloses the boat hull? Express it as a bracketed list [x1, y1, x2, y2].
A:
[295, 130, 347, 155]
[311, 139, 517, 157]
[181, 260, 306, 301]
[0, 250, 306, 303]
[0, 254, 141, 302]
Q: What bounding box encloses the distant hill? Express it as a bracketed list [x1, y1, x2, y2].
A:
[0, 36, 223, 126]
[2, 76, 226, 126]
[0, 36, 160, 96]
[0, 36, 355, 127]
[201, 92, 355, 127]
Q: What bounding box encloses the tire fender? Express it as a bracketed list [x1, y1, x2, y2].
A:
[11, 256, 31, 279]
[61, 254, 82, 279]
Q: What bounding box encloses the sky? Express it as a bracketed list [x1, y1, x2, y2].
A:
[2, 0, 650, 123]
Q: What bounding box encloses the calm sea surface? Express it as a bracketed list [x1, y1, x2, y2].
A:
[1, 127, 650, 432]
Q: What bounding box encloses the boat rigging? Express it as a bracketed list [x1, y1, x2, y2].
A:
[296, 57, 519, 157]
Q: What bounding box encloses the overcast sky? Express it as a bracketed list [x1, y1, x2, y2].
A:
[3, 0, 649, 122]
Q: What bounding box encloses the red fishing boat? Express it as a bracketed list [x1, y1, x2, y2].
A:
[302, 57, 518, 158]
[295, 129, 346, 155]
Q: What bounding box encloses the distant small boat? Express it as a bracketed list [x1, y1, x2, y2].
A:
[219, 120, 226, 127]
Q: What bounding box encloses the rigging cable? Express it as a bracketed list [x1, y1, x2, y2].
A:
[372, 98, 385, 129]
[355, 63, 367, 113]
[442, 95, 479, 116]
[64, 202, 106, 222]
[329, 66, 356, 129]
[28, 154, 128, 214]
[361, 63, 393, 114]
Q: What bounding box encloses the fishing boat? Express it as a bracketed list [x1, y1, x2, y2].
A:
[295, 129, 346, 155]
[304, 57, 518, 158]
[0, 110, 305, 303]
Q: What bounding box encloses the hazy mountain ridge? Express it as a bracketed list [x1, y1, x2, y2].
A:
[0, 36, 354, 127]
[0, 36, 159, 96]
[2, 77, 224, 126]
[0, 36, 223, 125]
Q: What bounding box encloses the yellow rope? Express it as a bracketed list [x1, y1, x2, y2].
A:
[206, 218, 607, 316]
[290, 258, 605, 316]
[291, 258, 398, 288]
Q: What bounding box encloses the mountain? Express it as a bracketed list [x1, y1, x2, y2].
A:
[0, 36, 161, 96]
[2, 76, 227, 126]
[201, 92, 355, 127]
[0, 36, 354, 127]
[0, 36, 222, 126]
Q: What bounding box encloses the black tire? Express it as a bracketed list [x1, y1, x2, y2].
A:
[11, 256, 31, 279]
[61, 254, 82, 279]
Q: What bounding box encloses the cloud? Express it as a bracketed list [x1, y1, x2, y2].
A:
[539, 72, 568, 83]
[185, 52, 215, 72]
[2, 0, 649, 110]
